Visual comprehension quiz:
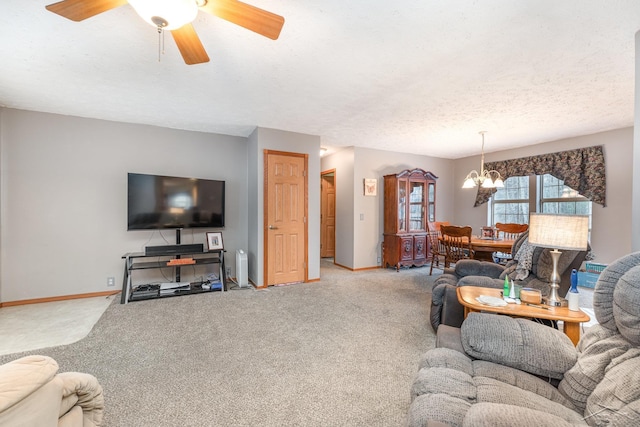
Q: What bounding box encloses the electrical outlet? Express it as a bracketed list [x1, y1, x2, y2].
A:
[226, 267, 231, 278]
[377, 256, 381, 263]
[107, 277, 115, 287]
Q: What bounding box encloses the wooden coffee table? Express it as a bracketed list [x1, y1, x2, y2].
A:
[456, 286, 590, 346]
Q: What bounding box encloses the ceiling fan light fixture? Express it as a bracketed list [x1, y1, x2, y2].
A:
[129, 0, 199, 31]
[45, 0, 284, 65]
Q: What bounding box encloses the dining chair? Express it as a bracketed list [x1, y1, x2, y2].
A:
[495, 223, 529, 240]
[427, 221, 450, 275]
[427, 230, 446, 275]
[439, 225, 474, 269]
[493, 222, 529, 264]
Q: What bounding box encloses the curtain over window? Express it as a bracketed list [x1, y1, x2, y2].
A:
[473, 145, 606, 207]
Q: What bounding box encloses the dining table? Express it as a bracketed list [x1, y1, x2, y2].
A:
[439, 233, 516, 263]
[470, 236, 515, 262]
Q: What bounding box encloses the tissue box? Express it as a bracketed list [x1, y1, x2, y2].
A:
[577, 271, 599, 289]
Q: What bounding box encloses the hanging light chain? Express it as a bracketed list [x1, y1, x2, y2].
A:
[157, 26, 162, 62]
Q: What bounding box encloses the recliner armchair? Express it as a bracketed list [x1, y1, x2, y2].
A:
[0, 355, 104, 426]
[409, 251, 640, 427]
[430, 231, 589, 331]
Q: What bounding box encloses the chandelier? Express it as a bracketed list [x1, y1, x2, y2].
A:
[462, 131, 504, 189]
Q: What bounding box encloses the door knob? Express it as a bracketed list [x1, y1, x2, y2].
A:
[268, 225, 278, 230]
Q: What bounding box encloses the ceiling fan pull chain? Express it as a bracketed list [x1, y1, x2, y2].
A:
[161, 27, 165, 57]
[157, 26, 165, 62]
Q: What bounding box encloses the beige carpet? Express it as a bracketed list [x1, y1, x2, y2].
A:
[0, 260, 438, 426]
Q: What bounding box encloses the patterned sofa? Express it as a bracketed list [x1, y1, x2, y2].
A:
[408, 252, 640, 427]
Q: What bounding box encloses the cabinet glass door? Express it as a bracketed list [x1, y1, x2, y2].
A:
[398, 179, 407, 231]
[427, 182, 436, 222]
[409, 181, 425, 231]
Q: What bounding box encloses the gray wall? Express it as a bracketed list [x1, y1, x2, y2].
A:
[0, 108, 248, 302]
[453, 127, 634, 264]
[320, 147, 355, 268]
[634, 31, 640, 252]
[1, 106, 633, 302]
[246, 130, 260, 286]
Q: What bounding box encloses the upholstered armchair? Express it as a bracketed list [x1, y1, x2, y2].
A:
[409, 252, 640, 427]
[0, 355, 104, 426]
[430, 231, 589, 331]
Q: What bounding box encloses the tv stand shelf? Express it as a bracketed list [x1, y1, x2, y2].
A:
[121, 250, 226, 304]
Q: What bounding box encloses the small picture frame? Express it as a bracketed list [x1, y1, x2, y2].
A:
[481, 226, 495, 239]
[364, 178, 377, 196]
[206, 232, 224, 251]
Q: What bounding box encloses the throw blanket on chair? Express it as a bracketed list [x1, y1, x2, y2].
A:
[514, 238, 535, 280]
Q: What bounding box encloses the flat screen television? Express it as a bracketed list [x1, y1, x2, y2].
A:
[128, 173, 225, 230]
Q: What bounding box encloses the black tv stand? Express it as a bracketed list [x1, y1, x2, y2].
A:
[121, 249, 226, 304]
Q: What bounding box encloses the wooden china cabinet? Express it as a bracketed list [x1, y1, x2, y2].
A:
[382, 168, 437, 271]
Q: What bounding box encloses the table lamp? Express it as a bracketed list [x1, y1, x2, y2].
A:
[527, 213, 589, 306]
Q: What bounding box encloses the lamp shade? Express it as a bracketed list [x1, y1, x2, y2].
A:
[462, 177, 476, 188]
[528, 213, 589, 251]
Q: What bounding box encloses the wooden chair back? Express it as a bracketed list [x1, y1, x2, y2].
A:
[440, 225, 473, 267]
[493, 223, 528, 264]
[495, 223, 529, 240]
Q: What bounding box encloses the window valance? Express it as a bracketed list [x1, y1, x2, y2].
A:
[473, 145, 606, 207]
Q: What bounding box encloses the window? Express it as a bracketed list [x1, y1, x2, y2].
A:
[491, 176, 530, 224]
[490, 174, 592, 226]
[540, 174, 592, 229]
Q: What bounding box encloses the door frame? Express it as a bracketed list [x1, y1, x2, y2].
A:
[263, 149, 309, 287]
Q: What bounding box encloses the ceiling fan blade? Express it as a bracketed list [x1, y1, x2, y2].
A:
[45, 0, 128, 22]
[201, 0, 285, 40]
[171, 24, 210, 65]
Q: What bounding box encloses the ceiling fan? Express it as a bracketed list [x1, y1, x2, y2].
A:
[45, 0, 285, 65]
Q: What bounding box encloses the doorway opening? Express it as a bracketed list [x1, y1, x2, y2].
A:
[321, 169, 336, 261]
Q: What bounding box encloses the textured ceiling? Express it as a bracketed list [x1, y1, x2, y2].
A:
[1, 1, 640, 158]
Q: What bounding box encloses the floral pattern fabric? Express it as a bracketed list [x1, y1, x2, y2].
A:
[514, 238, 535, 281]
[474, 145, 606, 207]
